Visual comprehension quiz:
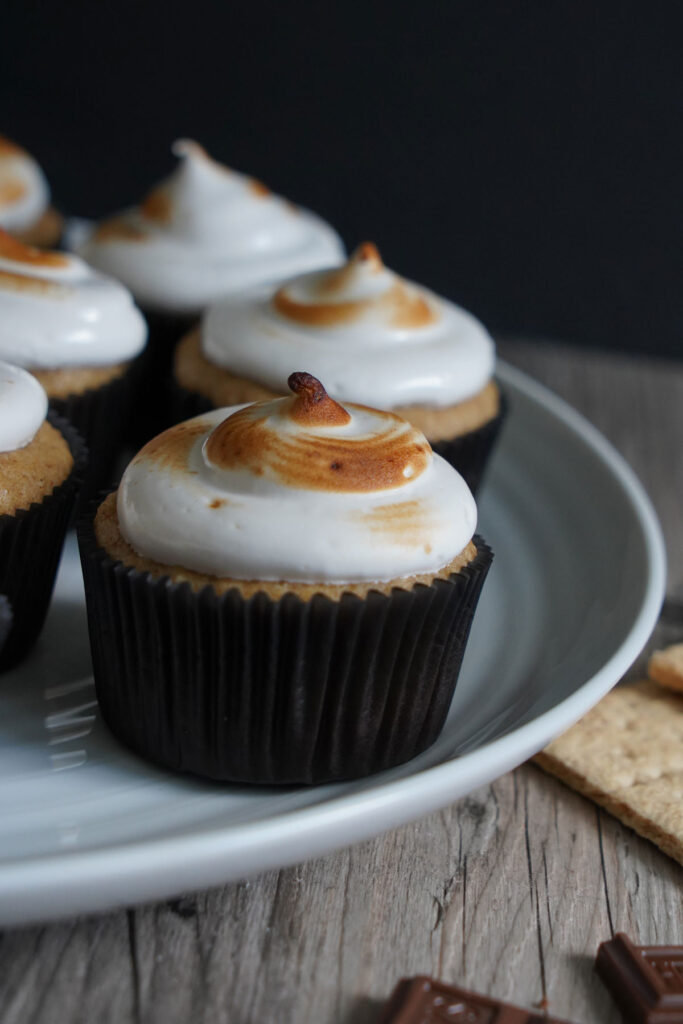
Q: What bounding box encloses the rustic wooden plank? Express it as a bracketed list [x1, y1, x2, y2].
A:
[499, 338, 683, 594]
[0, 339, 682, 1024]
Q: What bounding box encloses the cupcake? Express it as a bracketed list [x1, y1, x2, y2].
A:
[0, 362, 86, 670]
[0, 134, 63, 248]
[78, 372, 492, 784]
[173, 243, 505, 494]
[0, 229, 147, 495]
[78, 140, 345, 426]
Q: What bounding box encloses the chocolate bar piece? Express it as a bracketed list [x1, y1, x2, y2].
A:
[596, 933, 683, 1022]
[378, 976, 572, 1023]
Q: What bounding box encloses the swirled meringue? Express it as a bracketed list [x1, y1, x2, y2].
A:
[79, 140, 345, 315]
[201, 242, 495, 407]
[0, 136, 50, 235]
[0, 360, 48, 452]
[0, 231, 147, 369]
[118, 373, 476, 584]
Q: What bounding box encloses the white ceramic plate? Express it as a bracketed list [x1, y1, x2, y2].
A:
[0, 363, 666, 926]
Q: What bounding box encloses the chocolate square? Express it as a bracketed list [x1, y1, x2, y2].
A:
[596, 933, 683, 1021]
[378, 976, 571, 1023]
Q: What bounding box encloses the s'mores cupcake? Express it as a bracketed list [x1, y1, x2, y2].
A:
[78, 139, 344, 439]
[0, 230, 146, 493]
[79, 140, 344, 347]
[79, 372, 492, 783]
[173, 243, 505, 493]
[0, 362, 86, 669]
[0, 134, 63, 248]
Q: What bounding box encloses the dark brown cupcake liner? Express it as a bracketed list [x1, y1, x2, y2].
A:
[144, 309, 199, 356]
[133, 310, 200, 443]
[431, 391, 508, 496]
[167, 377, 215, 426]
[0, 412, 87, 671]
[49, 355, 143, 502]
[78, 510, 492, 784]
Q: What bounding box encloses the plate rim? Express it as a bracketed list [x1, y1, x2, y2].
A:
[0, 360, 666, 923]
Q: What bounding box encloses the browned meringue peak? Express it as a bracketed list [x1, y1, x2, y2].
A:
[130, 140, 272, 228]
[287, 371, 351, 426]
[0, 229, 72, 296]
[0, 229, 68, 269]
[272, 242, 438, 329]
[0, 135, 23, 157]
[0, 181, 25, 206]
[92, 141, 272, 243]
[166, 139, 272, 196]
[91, 218, 147, 243]
[0, 138, 33, 210]
[203, 372, 431, 493]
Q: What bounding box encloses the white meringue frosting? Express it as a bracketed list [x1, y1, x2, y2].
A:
[0, 136, 50, 234]
[0, 360, 48, 453]
[0, 231, 147, 369]
[201, 243, 496, 407]
[118, 373, 477, 584]
[80, 140, 345, 315]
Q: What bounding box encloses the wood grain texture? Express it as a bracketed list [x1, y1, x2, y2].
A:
[1, 339, 682, 1024]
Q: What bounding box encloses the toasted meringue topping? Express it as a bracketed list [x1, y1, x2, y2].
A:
[0, 230, 147, 369]
[79, 139, 344, 315]
[0, 361, 48, 452]
[0, 137, 22, 157]
[0, 230, 69, 269]
[0, 180, 26, 206]
[0, 135, 50, 234]
[272, 243, 437, 329]
[203, 373, 429, 493]
[117, 374, 476, 584]
[201, 243, 496, 408]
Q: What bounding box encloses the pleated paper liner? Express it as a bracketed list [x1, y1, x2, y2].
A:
[167, 377, 214, 428]
[0, 413, 87, 671]
[0, 596, 11, 660]
[49, 355, 143, 504]
[168, 382, 508, 497]
[431, 392, 508, 495]
[134, 310, 200, 443]
[144, 309, 199, 362]
[78, 511, 492, 785]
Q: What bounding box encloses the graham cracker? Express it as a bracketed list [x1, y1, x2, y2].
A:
[534, 680, 683, 866]
[648, 643, 683, 694]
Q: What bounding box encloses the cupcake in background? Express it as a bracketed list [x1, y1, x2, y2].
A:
[0, 362, 86, 670]
[0, 230, 146, 495]
[173, 242, 505, 493]
[0, 134, 63, 248]
[79, 139, 344, 342]
[78, 139, 344, 439]
[79, 371, 492, 784]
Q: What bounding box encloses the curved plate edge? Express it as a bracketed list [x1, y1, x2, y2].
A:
[0, 361, 667, 925]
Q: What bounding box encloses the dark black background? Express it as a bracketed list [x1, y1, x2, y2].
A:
[3, 0, 682, 357]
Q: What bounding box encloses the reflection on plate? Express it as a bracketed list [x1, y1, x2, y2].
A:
[0, 363, 665, 925]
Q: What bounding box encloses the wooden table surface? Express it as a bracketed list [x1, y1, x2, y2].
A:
[1, 339, 682, 1024]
